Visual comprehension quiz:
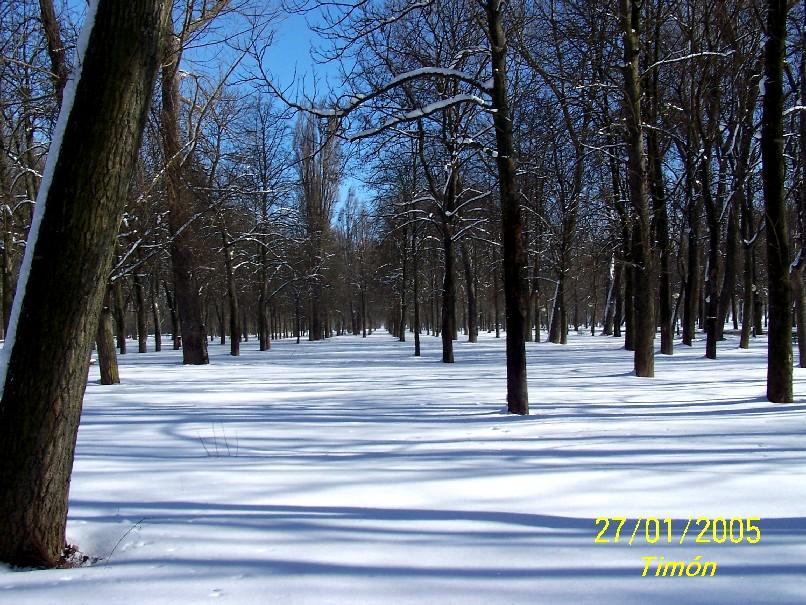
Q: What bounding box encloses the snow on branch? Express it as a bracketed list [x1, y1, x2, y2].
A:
[349, 95, 492, 140]
[643, 50, 735, 74]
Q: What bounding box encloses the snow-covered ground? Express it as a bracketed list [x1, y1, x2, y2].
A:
[1, 329, 805, 604]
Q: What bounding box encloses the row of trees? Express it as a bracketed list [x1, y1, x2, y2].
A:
[0, 0, 799, 567]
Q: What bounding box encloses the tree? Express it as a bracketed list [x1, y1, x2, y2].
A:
[762, 0, 792, 402]
[0, 0, 166, 568]
[619, 0, 655, 377]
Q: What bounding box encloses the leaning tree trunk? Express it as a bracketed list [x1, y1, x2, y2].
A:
[0, 0, 165, 568]
[762, 0, 793, 402]
[485, 0, 528, 413]
[620, 0, 654, 377]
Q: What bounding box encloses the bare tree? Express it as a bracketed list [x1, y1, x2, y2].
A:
[0, 0, 166, 567]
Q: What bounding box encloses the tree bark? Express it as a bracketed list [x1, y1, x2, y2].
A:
[460, 241, 477, 343]
[38, 0, 69, 105]
[113, 279, 127, 354]
[485, 0, 528, 413]
[412, 228, 421, 356]
[441, 231, 455, 362]
[620, 0, 654, 377]
[133, 272, 148, 353]
[222, 228, 240, 356]
[0, 0, 165, 568]
[96, 290, 120, 385]
[161, 32, 208, 364]
[762, 0, 793, 402]
[151, 272, 162, 352]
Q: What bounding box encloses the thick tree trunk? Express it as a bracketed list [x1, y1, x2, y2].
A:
[485, 1, 528, 413]
[161, 33, 208, 365]
[762, 0, 793, 402]
[0, 0, 164, 568]
[620, 0, 654, 377]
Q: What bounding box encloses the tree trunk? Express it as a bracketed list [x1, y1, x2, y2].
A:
[701, 157, 720, 360]
[624, 226, 635, 351]
[133, 272, 148, 353]
[718, 202, 739, 340]
[460, 241, 477, 343]
[113, 279, 127, 354]
[38, 0, 69, 105]
[620, 0, 654, 377]
[646, 9, 672, 356]
[161, 32, 208, 365]
[151, 272, 162, 352]
[222, 228, 240, 356]
[794, 15, 806, 368]
[412, 229, 421, 356]
[441, 232, 455, 362]
[762, 0, 793, 402]
[648, 130, 672, 355]
[96, 290, 120, 386]
[485, 1, 528, 413]
[493, 263, 501, 339]
[163, 279, 180, 349]
[683, 161, 700, 347]
[0, 0, 164, 568]
[549, 275, 565, 344]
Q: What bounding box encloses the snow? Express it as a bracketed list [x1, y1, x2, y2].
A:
[0, 0, 99, 394]
[1, 329, 805, 603]
[350, 95, 491, 141]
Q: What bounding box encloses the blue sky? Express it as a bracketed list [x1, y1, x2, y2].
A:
[61, 0, 367, 203]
